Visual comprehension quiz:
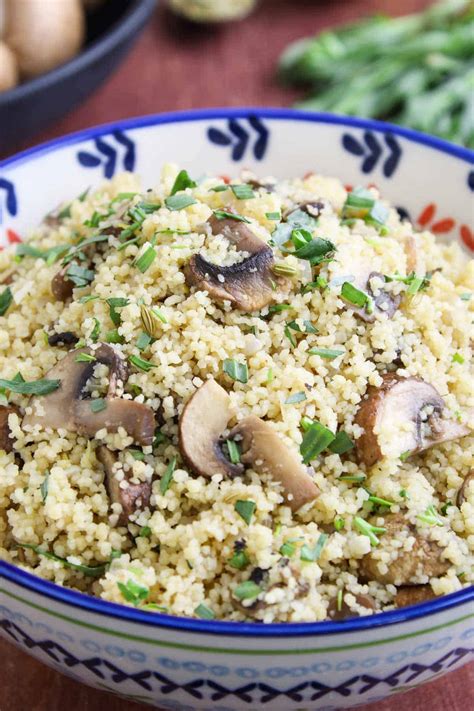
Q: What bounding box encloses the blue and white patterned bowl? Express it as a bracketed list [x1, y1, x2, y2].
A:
[0, 109, 473, 710]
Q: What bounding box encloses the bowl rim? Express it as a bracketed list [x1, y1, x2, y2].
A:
[0, 0, 157, 106]
[0, 107, 473, 638]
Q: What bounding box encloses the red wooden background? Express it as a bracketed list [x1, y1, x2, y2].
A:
[1, 0, 472, 709]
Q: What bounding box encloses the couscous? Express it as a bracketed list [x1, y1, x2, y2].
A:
[0, 165, 472, 622]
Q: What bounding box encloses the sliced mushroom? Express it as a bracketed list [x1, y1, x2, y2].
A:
[96, 445, 151, 526]
[360, 513, 450, 585]
[457, 469, 474, 507]
[23, 343, 155, 446]
[230, 415, 319, 512]
[51, 265, 75, 301]
[395, 585, 437, 608]
[47, 331, 79, 347]
[178, 379, 243, 478]
[354, 374, 471, 466]
[327, 593, 376, 620]
[283, 201, 325, 221]
[184, 209, 289, 311]
[342, 268, 401, 323]
[0, 404, 20, 453]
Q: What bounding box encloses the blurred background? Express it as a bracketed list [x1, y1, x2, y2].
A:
[1, 0, 472, 158]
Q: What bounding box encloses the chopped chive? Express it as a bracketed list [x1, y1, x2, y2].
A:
[300, 422, 335, 463]
[290, 236, 336, 265]
[78, 294, 99, 304]
[133, 245, 157, 273]
[418, 504, 444, 527]
[339, 475, 366, 483]
[225, 439, 241, 464]
[353, 516, 386, 546]
[400, 450, 413, 462]
[57, 204, 71, 219]
[452, 352, 464, 364]
[300, 533, 328, 562]
[440, 502, 452, 516]
[0, 287, 13, 316]
[75, 352, 96, 363]
[265, 211, 281, 220]
[165, 194, 197, 211]
[284, 391, 306, 404]
[279, 540, 297, 558]
[136, 332, 152, 351]
[284, 324, 297, 347]
[234, 580, 262, 601]
[213, 209, 251, 223]
[90, 317, 101, 342]
[66, 264, 95, 288]
[308, 347, 345, 360]
[130, 449, 146, 461]
[229, 548, 249, 570]
[334, 516, 345, 531]
[106, 297, 129, 326]
[160, 456, 177, 495]
[300, 416, 313, 431]
[117, 579, 149, 606]
[223, 358, 248, 383]
[337, 589, 344, 612]
[90, 398, 107, 413]
[231, 184, 255, 200]
[170, 169, 197, 196]
[106, 329, 124, 344]
[235, 499, 256, 525]
[210, 184, 229, 193]
[328, 431, 354, 454]
[129, 354, 156, 372]
[194, 603, 215, 620]
[406, 276, 424, 295]
[399, 488, 409, 499]
[139, 526, 151, 537]
[460, 292, 471, 301]
[265, 368, 274, 383]
[40, 470, 50, 503]
[17, 542, 110, 577]
[367, 493, 394, 508]
[0, 378, 60, 396]
[341, 281, 371, 309]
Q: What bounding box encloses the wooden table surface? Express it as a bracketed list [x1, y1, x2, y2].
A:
[1, 0, 472, 709]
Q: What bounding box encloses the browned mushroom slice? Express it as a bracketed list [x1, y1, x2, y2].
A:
[47, 331, 79, 347]
[395, 585, 437, 608]
[0, 404, 20, 453]
[178, 379, 243, 478]
[283, 201, 325, 221]
[457, 469, 474, 507]
[96, 445, 151, 526]
[327, 593, 376, 620]
[184, 209, 289, 311]
[354, 374, 471, 466]
[360, 513, 450, 585]
[230, 415, 319, 512]
[51, 265, 75, 301]
[23, 343, 155, 446]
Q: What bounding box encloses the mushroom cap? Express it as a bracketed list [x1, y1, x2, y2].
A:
[178, 378, 243, 478]
[0, 40, 19, 92]
[96, 445, 151, 526]
[327, 593, 376, 620]
[23, 344, 155, 446]
[0, 404, 20, 453]
[185, 210, 289, 311]
[354, 374, 470, 466]
[4, 0, 85, 78]
[51, 265, 75, 301]
[359, 513, 450, 585]
[230, 415, 319, 512]
[395, 585, 437, 608]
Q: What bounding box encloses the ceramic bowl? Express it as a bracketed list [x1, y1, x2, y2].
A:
[0, 109, 473, 710]
[0, 0, 157, 152]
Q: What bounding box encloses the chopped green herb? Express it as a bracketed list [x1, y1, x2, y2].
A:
[117, 579, 149, 606]
[308, 347, 345, 360]
[130, 449, 146, 461]
[129, 354, 156, 372]
[78, 294, 99, 304]
[399, 488, 409, 499]
[106, 329, 124, 344]
[284, 391, 306, 404]
[40, 470, 50, 503]
[339, 474, 366, 483]
[231, 184, 255, 200]
[460, 292, 471, 301]
[279, 540, 297, 558]
[89, 317, 100, 342]
[367, 493, 394, 508]
[133, 245, 157, 273]
[353, 516, 386, 546]
[90, 398, 107, 413]
[328, 430, 354, 454]
[160, 456, 177, 495]
[17, 243, 70, 264]
[223, 358, 248, 383]
[234, 580, 262, 601]
[400, 450, 413, 462]
[265, 368, 274, 383]
[225, 439, 241, 464]
[66, 264, 95, 288]
[418, 504, 444, 527]
[194, 603, 215, 619]
[170, 169, 197, 196]
[139, 526, 152, 537]
[152, 429, 167, 448]
[300, 416, 313, 431]
[300, 533, 328, 562]
[334, 516, 345, 531]
[136, 331, 152, 351]
[0, 378, 60, 396]
[440, 502, 452, 516]
[213, 209, 251, 223]
[165, 194, 197, 211]
[235, 499, 256, 525]
[406, 276, 424, 295]
[0, 287, 13, 316]
[265, 211, 281, 220]
[300, 421, 335, 463]
[284, 324, 297, 347]
[142, 603, 168, 612]
[57, 204, 71, 219]
[75, 352, 96, 363]
[229, 543, 250, 570]
[452, 352, 465, 364]
[210, 184, 229, 193]
[17, 542, 110, 577]
[291, 236, 336, 265]
[341, 281, 371, 309]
